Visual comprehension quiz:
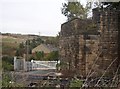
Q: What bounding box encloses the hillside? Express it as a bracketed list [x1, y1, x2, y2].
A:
[1, 35, 26, 56]
[1, 33, 58, 56]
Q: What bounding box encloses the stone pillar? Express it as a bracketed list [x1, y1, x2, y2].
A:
[96, 9, 119, 77]
[23, 54, 26, 71]
[14, 56, 17, 71]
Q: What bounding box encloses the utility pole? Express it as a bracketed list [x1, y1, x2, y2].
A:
[26, 39, 28, 61]
[25, 35, 29, 62]
[39, 32, 41, 37]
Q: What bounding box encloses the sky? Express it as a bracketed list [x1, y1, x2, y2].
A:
[0, 0, 86, 36]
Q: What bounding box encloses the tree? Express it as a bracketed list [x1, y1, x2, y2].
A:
[69, 78, 83, 88]
[36, 37, 44, 45]
[101, 2, 120, 10]
[31, 39, 37, 48]
[2, 73, 11, 87]
[15, 42, 25, 57]
[15, 49, 20, 56]
[35, 51, 44, 60]
[2, 56, 14, 71]
[44, 51, 59, 61]
[61, 1, 91, 20]
[19, 42, 24, 49]
[2, 72, 24, 87]
[92, 1, 120, 10]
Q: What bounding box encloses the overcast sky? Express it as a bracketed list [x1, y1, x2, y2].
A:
[0, 0, 86, 36]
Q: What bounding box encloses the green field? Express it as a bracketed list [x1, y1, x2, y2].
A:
[1, 34, 56, 56]
[2, 36, 25, 56]
[2, 36, 25, 43]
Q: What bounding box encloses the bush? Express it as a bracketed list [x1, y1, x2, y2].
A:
[70, 78, 83, 88]
[2, 56, 14, 71]
[44, 51, 59, 61]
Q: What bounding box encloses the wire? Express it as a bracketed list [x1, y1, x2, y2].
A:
[94, 57, 118, 87]
[82, 51, 102, 87]
[110, 63, 120, 87]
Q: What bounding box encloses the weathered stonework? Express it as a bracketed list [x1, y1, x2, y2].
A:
[93, 8, 120, 77]
[59, 8, 120, 80]
[59, 18, 99, 78]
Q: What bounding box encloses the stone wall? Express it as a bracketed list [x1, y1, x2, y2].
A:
[59, 8, 120, 79]
[59, 18, 99, 78]
[59, 7, 120, 89]
[93, 8, 120, 77]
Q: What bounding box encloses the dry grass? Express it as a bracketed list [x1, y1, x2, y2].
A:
[2, 35, 26, 43]
[1, 35, 26, 56]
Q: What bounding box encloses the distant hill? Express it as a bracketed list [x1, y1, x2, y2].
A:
[2, 33, 55, 41]
[1, 33, 58, 56]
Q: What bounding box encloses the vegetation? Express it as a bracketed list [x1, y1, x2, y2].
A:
[2, 42, 19, 56]
[44, 35, 59, 47]
[44, 51, 59, 61]
[2, 56, 14, 71]
[69, 78, 83, 88]
[15, 37, 44, 57]
[2, 35, 24, 56]
[14, 35, 59, 61]
[2, 73, 11, 87]
[101, 2, 120, 10]
[35, 51, 44, 60]
[15, 42, 25, 56]
[33, 51, 59, 61]
[2, 34, 59, 56]
[61, 1, 91, 20]
[2, 72, 24, 87]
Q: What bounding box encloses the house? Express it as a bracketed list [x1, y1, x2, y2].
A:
[32, 44, 58, 54]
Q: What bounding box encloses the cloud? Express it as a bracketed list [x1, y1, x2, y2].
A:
[1, 0, 66, 36]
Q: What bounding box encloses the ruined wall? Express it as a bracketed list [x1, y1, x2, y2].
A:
[59, 18, 99, 78]
[118, 10, 120, 74]
[85, 35, 99, 77]
[59, 19, 86, 77]
[59, 9, 120, 79]
[93, 8, 120, 77]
